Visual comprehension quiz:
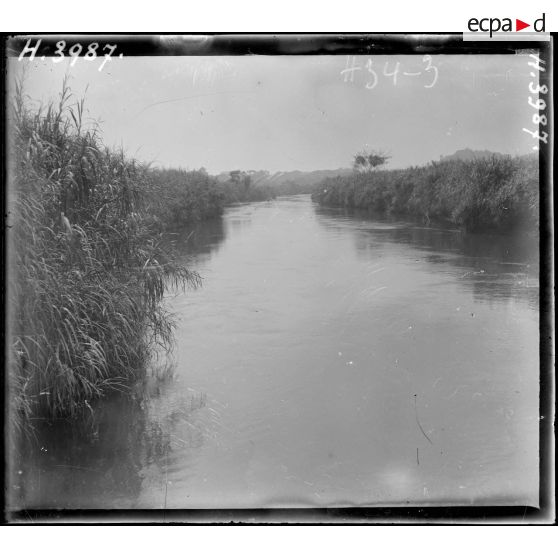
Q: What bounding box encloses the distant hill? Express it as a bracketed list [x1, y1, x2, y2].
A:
[440, 148, 505, 162]
[216, 168, 353, 195]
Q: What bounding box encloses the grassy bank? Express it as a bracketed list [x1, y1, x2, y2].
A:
[146, 167, 225, 229]
[311, 155, 539, 232]
[8, 83, 200, 429]
[144, 168, 274, 230]
[220, 170, 275, 204]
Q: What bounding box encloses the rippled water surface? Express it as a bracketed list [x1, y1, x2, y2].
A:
[13, 195, 540, 509]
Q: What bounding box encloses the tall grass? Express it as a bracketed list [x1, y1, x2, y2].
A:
[312, 155, 539, 232]
[8, 80, 200, 429]
[143, 168, 276, 230]
[146, 167, 225, 229]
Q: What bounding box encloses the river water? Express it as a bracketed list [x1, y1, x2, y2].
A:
[12, 195, 540, 510]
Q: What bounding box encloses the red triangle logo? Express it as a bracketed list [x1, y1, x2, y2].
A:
[516, 19, 530, 31]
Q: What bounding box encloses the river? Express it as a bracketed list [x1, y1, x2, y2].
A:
[12, 195, 540, 510]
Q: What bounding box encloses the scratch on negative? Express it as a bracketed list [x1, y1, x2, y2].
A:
[414, 394, 433, 445]
[136, 89, 251, 117]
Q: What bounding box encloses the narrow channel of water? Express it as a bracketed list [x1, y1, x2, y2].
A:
[12, 195, 539, 509]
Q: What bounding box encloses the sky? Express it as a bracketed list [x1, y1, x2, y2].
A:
[10, 53, 538, 173]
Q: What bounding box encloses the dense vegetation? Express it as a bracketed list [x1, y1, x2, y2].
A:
[144, 168, 274, 230]
[8, 83, 200, 430]
[10, 78, 538, 436]
[146, 167, 225, 229]
[216, 168, 354, 197]
[220, 170, 275, 204]
[312, 155, 539, 232]
[8, 84, 282, 433]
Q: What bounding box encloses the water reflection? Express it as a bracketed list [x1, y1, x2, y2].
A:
[11, 196, 540, 510]
[315, 205, 539, 309]
[10, 359, 210, 511]
[166, 216, 227, 266]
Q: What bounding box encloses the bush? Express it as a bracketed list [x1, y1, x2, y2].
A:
[143, 168, 274, 231]
[146, 167, 225, 229]
[8, 81, 200, 428]
[221, 171, 275, 204]
[312, 155, 538, 232]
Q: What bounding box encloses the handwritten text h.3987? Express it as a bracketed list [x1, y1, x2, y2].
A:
[18, 39, 123, 72]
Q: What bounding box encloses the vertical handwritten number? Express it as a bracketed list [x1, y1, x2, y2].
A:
[522, 128, 548, 144]
[382, 61, 400, 86]
[525, 56, 547, 149]
[53, 41, 66, 63]
[99, 44, 117, 72]
[528, 82, 548, 95]
[528, 97, 546, 110]
[422, 55, 438, 88]
[365, 58, 378, 89]
[528, 54, 546, 72]
[532, 113, 547, 126]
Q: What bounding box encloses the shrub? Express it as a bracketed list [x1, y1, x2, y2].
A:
[312, 155, 539, 232]
[221, 170, 275, 204]
[146, 167, 225, 229]
[8, 80, 200, 428]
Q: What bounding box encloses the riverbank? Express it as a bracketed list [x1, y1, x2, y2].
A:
[8, 84, 539, 433]
[11, 195, 539, 509]
[8, 85, 279, 432]
[146, 168, 274, 230]
[8, 84, 202, 430]
[311, 155, 539, 233]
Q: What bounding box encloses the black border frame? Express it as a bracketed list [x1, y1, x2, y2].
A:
[1, 32, 555, 525]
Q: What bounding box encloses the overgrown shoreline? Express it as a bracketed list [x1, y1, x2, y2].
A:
[8, 85, 279, 433]
[145, 167, 274, 230]
[8, 83, 539, 434]
[8, 84, 202, 431]
[311, 155, 539, 233]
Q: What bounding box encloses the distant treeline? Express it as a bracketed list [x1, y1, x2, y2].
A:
[270, 180, 318, 196]
[221, 170, 275, 204]
[147, 168, 225, 228]
[311, 155, 539, 232]
[215, 168, 354, 197]
[146, 168, 274, 229]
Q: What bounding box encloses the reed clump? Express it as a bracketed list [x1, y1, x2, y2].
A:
[144, 168, 275, 231]
[312, 155, 539, 232]
[8, 81, 200, 429]
[146, 167, 225, 229]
